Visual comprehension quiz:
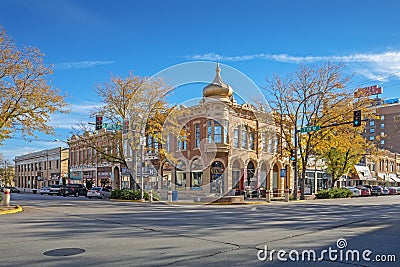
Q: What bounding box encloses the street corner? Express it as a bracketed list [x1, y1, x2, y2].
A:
[0, 205, 23, 215]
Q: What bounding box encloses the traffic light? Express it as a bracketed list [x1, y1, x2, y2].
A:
[290, 149, 296, 161]
[95, 115, 103, 130]
[122, 120, 129, 134]
[353, 110, 361, 127]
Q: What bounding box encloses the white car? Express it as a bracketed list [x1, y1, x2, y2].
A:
[345, 186, 361, 197]
[87, 187, 111, 199]
[39, 186, 51, 195]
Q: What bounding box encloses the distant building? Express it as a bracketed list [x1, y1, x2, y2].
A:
[68, 131, 123, 189]
[14, 147, 69, 191]
[364, 98, 400, 153]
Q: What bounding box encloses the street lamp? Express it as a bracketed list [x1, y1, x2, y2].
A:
[293, 92, 323, 200]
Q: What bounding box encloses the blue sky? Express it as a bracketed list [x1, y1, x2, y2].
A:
[1, 0, 400, 162]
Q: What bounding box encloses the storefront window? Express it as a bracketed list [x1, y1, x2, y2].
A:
[161, 162, 172, 189]
[210, 161, 224, 193]
[175, 160, 187, 189]
[232, 160, 241, 190]
[191, 158, 203, 189]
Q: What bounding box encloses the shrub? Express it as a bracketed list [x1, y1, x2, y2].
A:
[316, 188, 352, 199]
[316, 189, 332, 199]
[110, 189, 158, 201]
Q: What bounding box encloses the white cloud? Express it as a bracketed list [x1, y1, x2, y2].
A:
[186, 51, 400, 81]
[54, 60, 114, 70]
[48, 102, 101, 129]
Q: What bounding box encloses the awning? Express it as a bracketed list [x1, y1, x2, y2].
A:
[377, 172, 398, 182]
[391, 177, 400, 183]
[354, 165, 374, 180]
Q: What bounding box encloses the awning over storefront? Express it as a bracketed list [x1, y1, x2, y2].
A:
[354, 165, 374, 181]
[391, 177, 400, 183]
[377, 172, 398, 182]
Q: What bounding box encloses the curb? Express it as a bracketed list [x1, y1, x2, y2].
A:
[0, 205, 23, 215]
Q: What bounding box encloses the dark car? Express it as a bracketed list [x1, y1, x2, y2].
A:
[1, 186, 20, 193]
[61, 184, 87, 197]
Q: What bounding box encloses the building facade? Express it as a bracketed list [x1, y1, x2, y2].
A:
[14, 147, 69, 191]
[364, 99, 400, 153]
[146, 64, 291, 198]
[68, 130, 122, 189]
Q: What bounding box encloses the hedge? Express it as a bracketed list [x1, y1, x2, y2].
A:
[316, 188, 352, 199]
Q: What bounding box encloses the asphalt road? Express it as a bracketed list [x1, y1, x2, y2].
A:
[1, 193, 399, 266]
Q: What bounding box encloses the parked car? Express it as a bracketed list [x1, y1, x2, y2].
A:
[61, 184, 87, 197]
[345, 186, 361, 197]
[387, 187, 398, 195]
[1, 186, 20, 193]
[371, 186, 384, 196]
[48, 184, 62, 195]
[382, 187, 390, 195]
[39, 186, 51, 195]
[356, 186, 371, 197]
[362, 185, 383, 196]
[87, 187, 111, 199]
[395, 187, 400, 195]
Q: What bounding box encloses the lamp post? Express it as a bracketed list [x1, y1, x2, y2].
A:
[293, 92, 323, 200]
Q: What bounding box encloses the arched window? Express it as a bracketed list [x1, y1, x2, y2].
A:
[246, 161, 255, 188]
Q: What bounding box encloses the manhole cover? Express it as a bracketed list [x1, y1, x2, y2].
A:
[43, 248, 85, 257]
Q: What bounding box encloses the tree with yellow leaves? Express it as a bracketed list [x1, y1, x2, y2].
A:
[0, 27, 67, 144]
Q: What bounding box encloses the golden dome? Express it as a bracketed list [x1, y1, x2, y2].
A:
[203, 63, 233, 100]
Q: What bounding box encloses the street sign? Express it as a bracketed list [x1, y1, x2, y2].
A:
[300, 125, 320, 133]
[103, 122, 122, 131]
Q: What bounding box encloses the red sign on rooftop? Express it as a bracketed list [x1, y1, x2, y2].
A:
[354, 85, 383, 98]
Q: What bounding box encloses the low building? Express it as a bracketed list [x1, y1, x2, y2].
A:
[14, 147, 69, 191]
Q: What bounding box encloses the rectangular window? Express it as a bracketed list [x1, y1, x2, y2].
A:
[369, 120, 375, 126]
[147, 135, 153, 154]
[369, 136, 375, 141]
[370, 128, 375, 133]
[242, 127, 248, 149]
[268, 139, 273, 153]
[381, 115, 385, 120]
[195, 123, 200, 148]
[166, 134, 170, 152]
[249, 132, 255, 150]
[381, 140, 385, 145]
[381, 123, 384, 129]
[224, 121, 229, 144]
[381, 132, 385, 136]
[207, 121, 212, 143]
[233, 128, 239, 148]
[262, 133, 267, 152]
[214, 122, 222, 143]
[178, 137, 187, 150]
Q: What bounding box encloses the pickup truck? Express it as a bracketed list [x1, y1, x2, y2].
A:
[49, 184, 62, 196]
[61, 184, 87, 197]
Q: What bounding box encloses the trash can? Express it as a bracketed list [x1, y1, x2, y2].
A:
[172, 190, 178, 201]
[32, 189, 37, 194]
